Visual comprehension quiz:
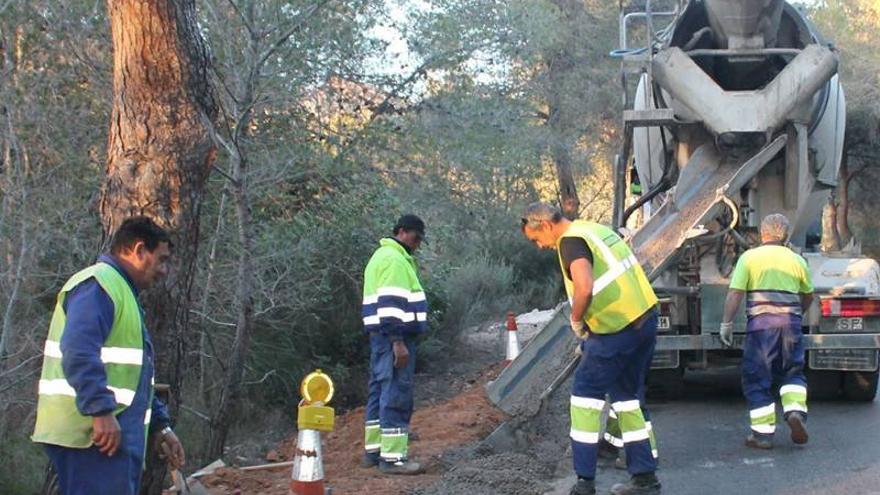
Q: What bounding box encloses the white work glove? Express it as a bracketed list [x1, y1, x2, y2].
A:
[570, 319, 588, 340]
[719, 322, 734, 347]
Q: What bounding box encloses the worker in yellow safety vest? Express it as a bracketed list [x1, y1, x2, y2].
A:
[721, 213, 813, 449]
[521, 203, 661, 495]
[32, 217, 184, 495]
[361, 214, 429, 475]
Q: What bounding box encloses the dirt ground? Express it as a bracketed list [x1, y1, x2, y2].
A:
[198, 311, 564, 495]
[200, 352, 509, 494]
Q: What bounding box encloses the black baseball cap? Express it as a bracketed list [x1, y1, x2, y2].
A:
[393, 214, 427, 241]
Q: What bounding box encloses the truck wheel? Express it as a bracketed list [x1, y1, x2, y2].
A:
[843, 370, 879, 402]
[805, 369, 842, 400]
[648, 368, 685, 400]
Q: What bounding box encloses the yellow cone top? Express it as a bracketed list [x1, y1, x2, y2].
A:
[301, 369, 334, 405]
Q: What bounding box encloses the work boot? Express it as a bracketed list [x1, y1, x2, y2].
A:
[569, 478, 596, 495]
[786, 412, 808, 445]
[610, 473, 661, 495]
[360, 453, 379, 468]
[744, 434, 773, 450]
[379, 459, 424, 475]
[615, 449, 627, 470]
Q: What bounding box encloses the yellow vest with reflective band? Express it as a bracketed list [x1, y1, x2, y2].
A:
[557, 221, 658, 334]
[729, 244, 813, 319]
[32, 262, 148, 448]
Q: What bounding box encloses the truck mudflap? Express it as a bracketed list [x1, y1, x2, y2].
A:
[655, 333, 880, 351]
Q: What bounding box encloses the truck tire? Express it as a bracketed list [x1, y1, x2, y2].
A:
[805, 369, 842, 400]
[648, 368, 685, 400]
[843, 370, 879, 402]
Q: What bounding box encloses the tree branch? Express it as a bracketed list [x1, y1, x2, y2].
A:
[256, 0, 333, 73]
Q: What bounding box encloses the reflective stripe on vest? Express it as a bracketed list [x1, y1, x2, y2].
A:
[43, 339, 144, 365]
[746, 290, 802, 317]
[38, 379, 136, 406]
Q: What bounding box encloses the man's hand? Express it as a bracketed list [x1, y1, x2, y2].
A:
[159, 429, 186, 470]
[92, 413, 121, 456]
[570, 319, 588, 340]
[392, 340, 409, 369]
[719, 322, 734, 347]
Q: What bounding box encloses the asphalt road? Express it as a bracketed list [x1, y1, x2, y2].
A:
[547, 369, 880, 495]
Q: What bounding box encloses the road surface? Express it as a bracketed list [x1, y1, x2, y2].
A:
[547, 370, 880, 495]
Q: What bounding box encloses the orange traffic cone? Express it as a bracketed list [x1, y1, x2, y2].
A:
[505, 311, 520, 362]
[289, 429, 326, 495]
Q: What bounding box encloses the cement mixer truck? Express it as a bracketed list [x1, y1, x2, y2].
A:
[613, 0, 880, 400]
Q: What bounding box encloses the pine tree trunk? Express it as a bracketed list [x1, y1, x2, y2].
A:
[101, 1, 217, 493]
[821, 196, 841, 252]
[836, 153, 853, 246]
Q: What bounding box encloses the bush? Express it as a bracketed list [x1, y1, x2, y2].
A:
[0, 429, 47, 494]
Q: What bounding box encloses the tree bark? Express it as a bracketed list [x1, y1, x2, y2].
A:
[821, 195, 841, 252]
[101, 1, 217, 493]
[836, 152, 854, 246]
[102, 0, 216, 395]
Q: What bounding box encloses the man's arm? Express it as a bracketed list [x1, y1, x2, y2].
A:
[801, 293, 814, 313]
[60, 282, 117, 415]
[151, 396, 185, 469]
[60, 280, 121, 456]
[722, 289, 745, 324]
[569, 257, 594, 328]
[719, 289, 744, 347]
[373, 259, 418, 368]
[799, 257, 815, 314]
[150, 395, 172, 431]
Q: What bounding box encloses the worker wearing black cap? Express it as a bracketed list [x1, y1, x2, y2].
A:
[360, 214, 428, 475]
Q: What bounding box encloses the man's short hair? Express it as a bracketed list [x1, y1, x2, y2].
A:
[761, 213, 790, 242]
[109, 216, 173, 255]
[521, 202, 563, 231]
[393, 214, 426, 237]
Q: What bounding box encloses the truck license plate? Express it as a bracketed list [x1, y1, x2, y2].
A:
[658, 316, 670, 329]
[836, 317, 864, 331]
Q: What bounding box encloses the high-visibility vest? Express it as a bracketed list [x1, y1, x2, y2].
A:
[362, 239, 428, 335]
[32, 262, 148, 448]
[729, 244, 813, 319]
[557, 221, 658, 334]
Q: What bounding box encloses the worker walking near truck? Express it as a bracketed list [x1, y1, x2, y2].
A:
[521, 203, 661, 495]
[32, 217, 184, 495]
[361, 214, 429, 475]
[720, 213, 813, 449]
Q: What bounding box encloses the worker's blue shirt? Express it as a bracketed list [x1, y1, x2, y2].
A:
[60, 254, 171, 436]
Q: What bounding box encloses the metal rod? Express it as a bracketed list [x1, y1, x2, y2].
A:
[656, 333, 880, 351]
[620, 11, 678, 51]
[686, 48, 802, 57]
[653, 286, 700, 295]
